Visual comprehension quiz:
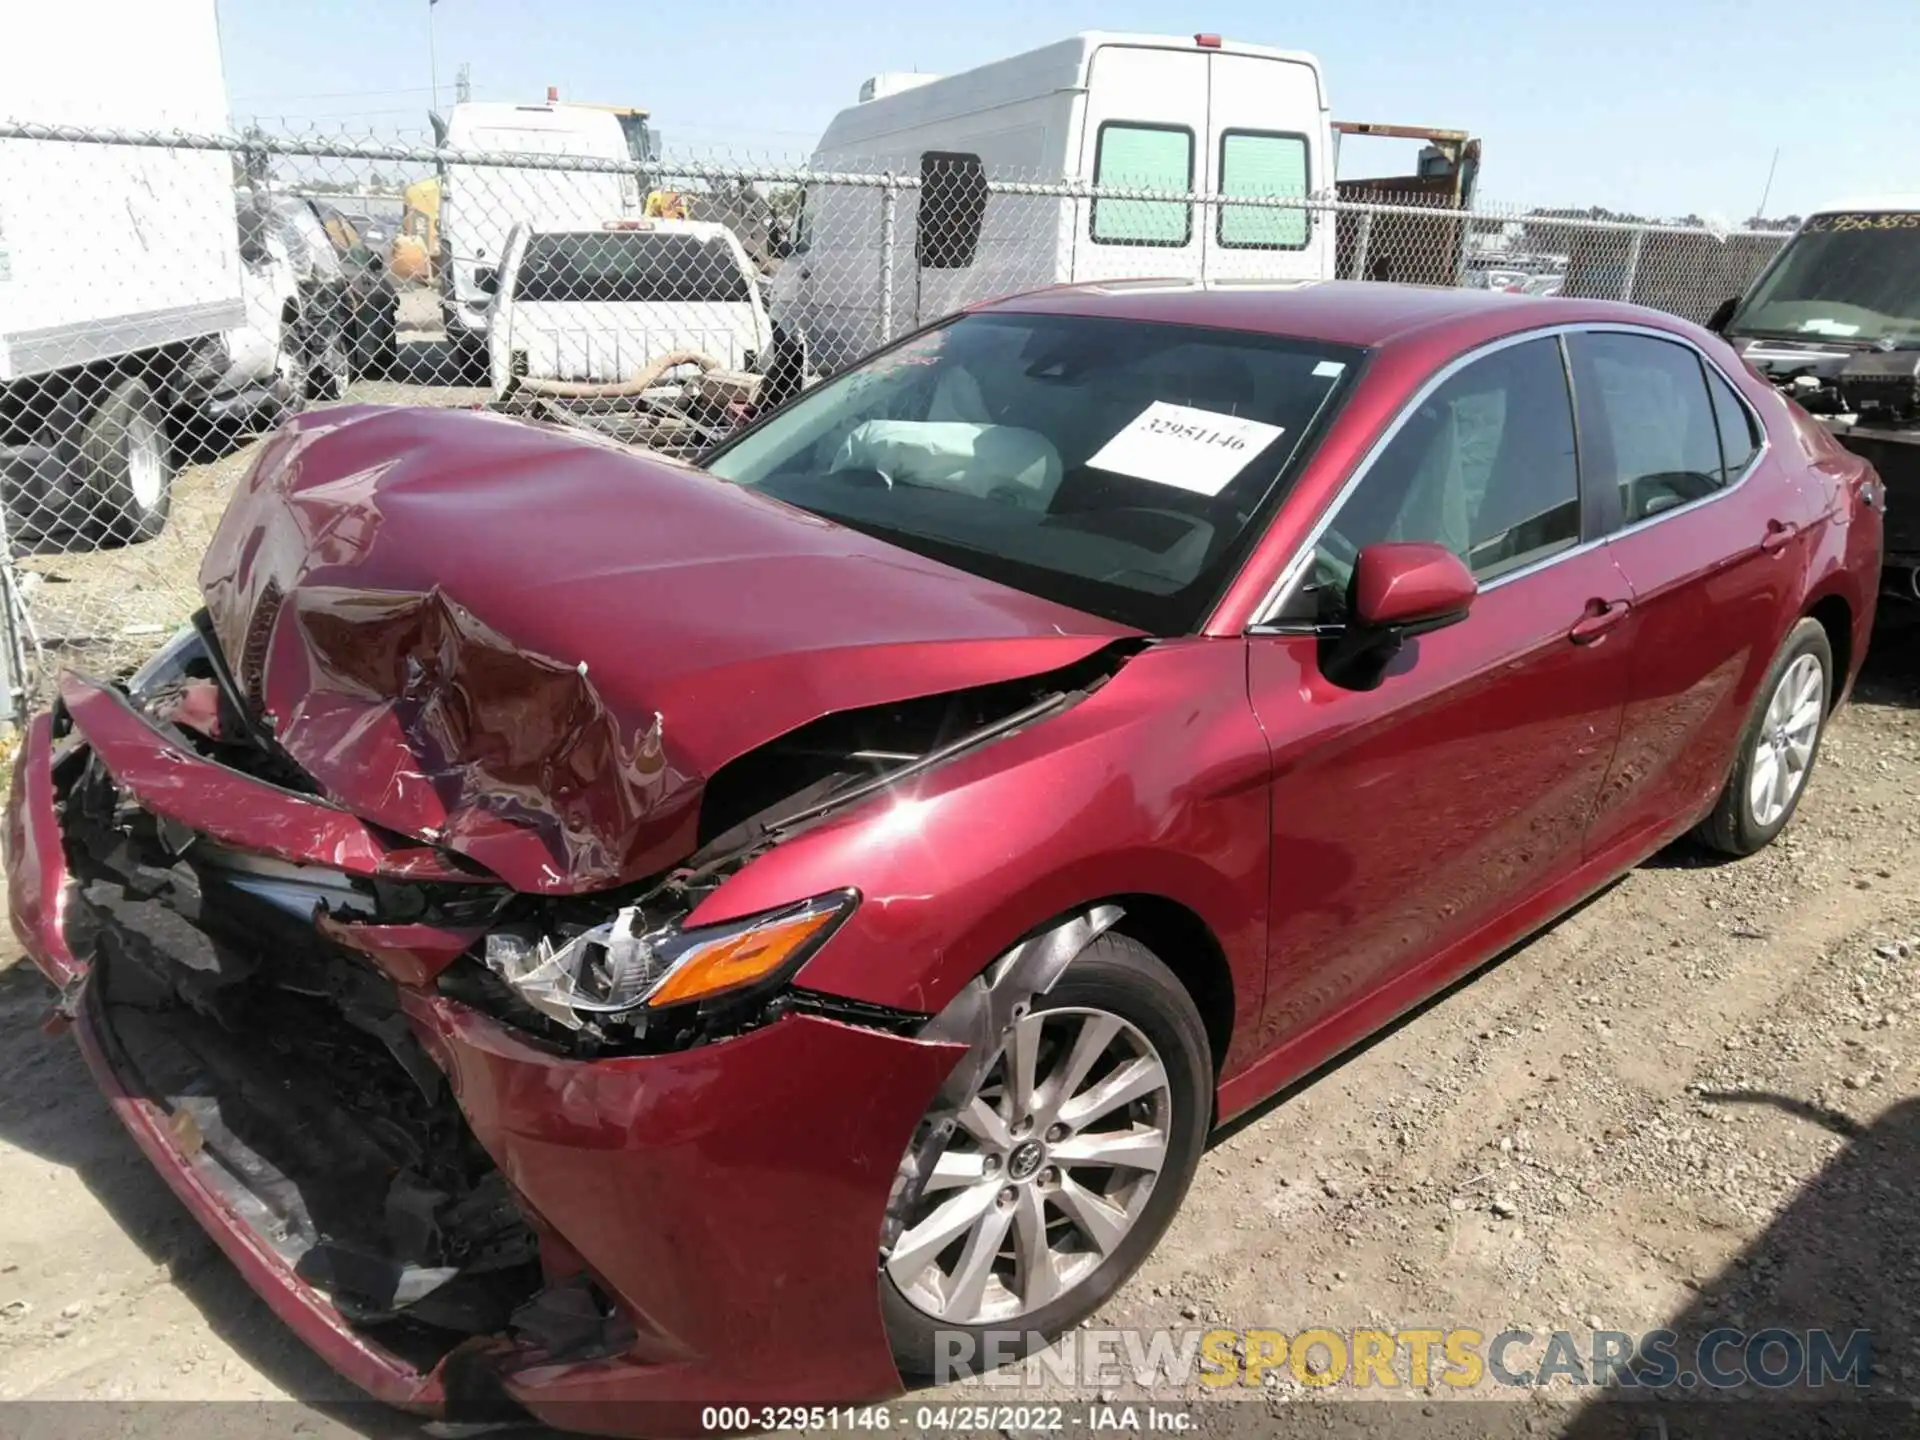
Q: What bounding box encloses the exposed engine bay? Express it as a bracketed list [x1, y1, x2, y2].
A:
[50, 608, 1138, 1354]
[1737, 335, 1920, 600]
[1719, 206, 1920, 599]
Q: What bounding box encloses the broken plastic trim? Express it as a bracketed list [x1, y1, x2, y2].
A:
[877, 903, 1124, 1255]
[480, 890, 856, 1033]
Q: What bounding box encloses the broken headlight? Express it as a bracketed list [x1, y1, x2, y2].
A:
[481, 889, 855, 1031]
[125, 624, 205, 700]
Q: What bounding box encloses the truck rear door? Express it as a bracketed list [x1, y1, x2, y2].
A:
[1198, 50, 1332, 284]
[1072, 44, 1209, 283]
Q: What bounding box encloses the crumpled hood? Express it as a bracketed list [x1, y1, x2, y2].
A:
[199, 406, 1133, 894]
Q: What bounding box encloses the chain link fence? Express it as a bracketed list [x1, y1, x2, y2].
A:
[0, 121, 1792, 723]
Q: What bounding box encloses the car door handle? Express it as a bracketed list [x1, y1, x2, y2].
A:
[1569, 599, 1632, 645]
[1760, 519, 1799, 554]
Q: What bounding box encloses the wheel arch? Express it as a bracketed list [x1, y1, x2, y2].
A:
[1804, 590, 1852, 711]
[1102, 893, 1237, 1078]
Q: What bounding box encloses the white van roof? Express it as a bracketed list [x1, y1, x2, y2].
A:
[444, 101, 625, 138]
[817, 32, 1326, 156]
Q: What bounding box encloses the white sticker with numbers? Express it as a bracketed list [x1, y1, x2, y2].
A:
[1085, 402, 1285, 497]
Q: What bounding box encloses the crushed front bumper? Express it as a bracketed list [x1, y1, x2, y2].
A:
[5, 699, 964, 1435]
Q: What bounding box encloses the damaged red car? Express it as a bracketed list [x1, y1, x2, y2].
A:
[5, 282, 1882, 1434]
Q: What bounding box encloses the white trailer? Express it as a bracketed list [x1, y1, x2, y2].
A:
[770, 32, 1335, 373]
[0, 0, 244, 544]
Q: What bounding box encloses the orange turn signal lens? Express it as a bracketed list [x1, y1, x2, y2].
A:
[644, 902, 843, 1008]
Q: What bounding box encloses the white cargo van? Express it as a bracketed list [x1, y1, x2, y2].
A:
[772, 32, 1335, 372]
[434, 102, 642, 353]
[0, 0, 245, 543]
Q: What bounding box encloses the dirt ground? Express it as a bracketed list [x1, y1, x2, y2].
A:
[4, 384, 1920, 1434]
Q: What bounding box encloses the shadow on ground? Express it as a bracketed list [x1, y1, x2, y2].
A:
[1551, 1091, 1920, 1438]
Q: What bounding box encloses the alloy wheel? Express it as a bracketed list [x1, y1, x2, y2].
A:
[1748, 651, 1824, 829]
[885, 1006, 1172, 1325]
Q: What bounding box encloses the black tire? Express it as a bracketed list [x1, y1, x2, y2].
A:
[447, 326, 487, 384]
[1696, 616, 1833, 856]
[82, 377, 173, 546]
[881, 930, 1212, 1379]
[352, 303, 398, 379]
[320, 324, 354, 401]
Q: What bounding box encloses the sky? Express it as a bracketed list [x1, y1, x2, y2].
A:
[214, 0, 1920, 221]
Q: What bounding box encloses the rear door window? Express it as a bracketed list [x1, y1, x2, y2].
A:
[1568, 332, 1727, 525]
[1091, 123, 1194, 247]
[1217, 131, 1310, 249]
[516, 232, 752, 303]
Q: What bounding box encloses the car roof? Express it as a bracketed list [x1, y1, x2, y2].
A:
[980, 278, 1692, 352]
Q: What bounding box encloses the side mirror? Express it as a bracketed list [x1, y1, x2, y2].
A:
[1322, 542, 1477, 691]
[1352, 541, 1477, 632]
[1705, 296, 1738, 335]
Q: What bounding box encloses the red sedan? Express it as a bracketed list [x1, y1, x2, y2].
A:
[5, 282, 1881, 1432]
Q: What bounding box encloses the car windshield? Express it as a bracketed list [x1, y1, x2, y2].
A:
[1729, 212, 1920, 346]
[516, 231, 753, 304]
[703, 311, 1363, 632]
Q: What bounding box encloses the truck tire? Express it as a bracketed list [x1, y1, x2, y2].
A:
[82, 377, 173, 545]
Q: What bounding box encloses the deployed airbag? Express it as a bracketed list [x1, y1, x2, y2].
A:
[830, 421, 1064, 511]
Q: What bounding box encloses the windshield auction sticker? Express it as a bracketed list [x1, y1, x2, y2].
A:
[1802, 211, 1920, 232]
[1087, 402, 1285, 497]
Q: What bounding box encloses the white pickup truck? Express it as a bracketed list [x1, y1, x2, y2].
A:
[489, 218, 773, 401]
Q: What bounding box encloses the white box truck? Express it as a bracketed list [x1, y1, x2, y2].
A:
[0, 0, 245, 544]
[769, 32, 1337, 374]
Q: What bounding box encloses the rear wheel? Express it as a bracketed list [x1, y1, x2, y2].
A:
[1696, 617, 1832, 855]
[82, 377, 173, 545]
[879, 931, 1210, 1378]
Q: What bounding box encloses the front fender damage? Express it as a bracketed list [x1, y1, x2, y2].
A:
[878, 904, 1123, 1256]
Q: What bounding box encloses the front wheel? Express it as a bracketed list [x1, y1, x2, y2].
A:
[879, 931, 1210, 1378]
[1696, 616, 1833, 855]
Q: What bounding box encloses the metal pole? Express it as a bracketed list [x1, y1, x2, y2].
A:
[428, 2, 441, 112]
[878, 176, 897, 346]
[1620, 227, 1646, 303]
[1349, 210, 1374, 281]
[0, 510, 23, 733]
